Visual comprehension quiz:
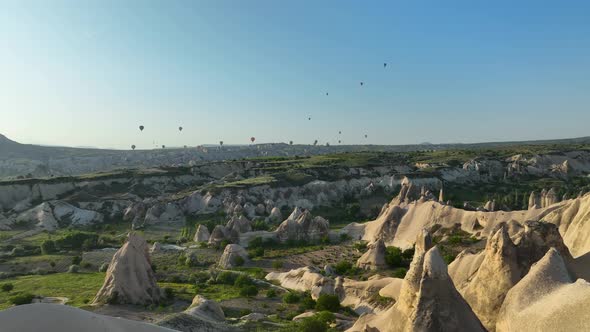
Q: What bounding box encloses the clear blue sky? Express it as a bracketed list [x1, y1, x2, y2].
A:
[1, 1, 589, 149]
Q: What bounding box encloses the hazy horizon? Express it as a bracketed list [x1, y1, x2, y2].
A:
[2, 1, 589, 149]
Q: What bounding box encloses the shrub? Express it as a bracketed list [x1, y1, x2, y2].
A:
[55, 231, 98, 250]
[333, 260, 353, 275]
[219, 240, 230, 250]
[9, 293, 34, 305]
[248, 237, 264, 249]
[239, 285, 258, 297]
[49, 261, 56, 268]
[283, 291, 300, 304]
[99, 263, 109, 272]
[248, 247, 264, 258]
[216, 271, 238, 285]
[300, 292, 316, 310]
[314, 311, 336, 324]
[298, 317, 328, 332]
[239, 308, 252, 316]
[353, 241, 368, 252]
[68, 264, 80, 273]
[71, 256, 82, 265]
[81, 238, 96, 251]
[392, 268, 408, 279]
[271, 260, 284, 269]
[402, 247, 415, 260]
[163, 287, 174, 299]
[339, 233, 351, 243]
[184, 253, 199, 267]
[40, 240, 56, 255]
[448, 235, 463, 245]
[385, 247, 403, 268]
[266, 288, 277, 298]
[443, 253, 456, 264]
[190, 271, 210, 284]
[345, 203, 361, 218]
[1, 283, 14, 292]
[10, 246, 25, 257]
[315, 294, 340, 312]
[252, 220, 270, 231]
[234, 275, 253, 287]
[233, 256, 245, 267]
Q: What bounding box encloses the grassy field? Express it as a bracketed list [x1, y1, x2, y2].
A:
[0, 272, 105, 310]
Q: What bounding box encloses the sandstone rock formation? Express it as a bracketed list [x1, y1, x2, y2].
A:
[185, 295, 225, 321]
[457, 227, 519, 330]
[143, 202, 185, 226]
[208, 225, 229, 246]
[345, 187, 590, 258]
[15, 202, 58, 230]
[266, 266, 335, 300]
[335, 275, 399, 314]
[226, 215, 252, 234]
[450, 221, 575, 331]
[496, 248, 590, 332]
[124, 201, 147, 227]
[349, 230, 484, 332]
[356, 239, 387, 270]
[218, 244, 249, 269]
[275, 208, 329, 242]
[194, 224, 210, 243]
[157, 295, 235, 332]
[528, 191, 540, 209]
[268, 206, 282, 223]
[92, 233, 161, 305]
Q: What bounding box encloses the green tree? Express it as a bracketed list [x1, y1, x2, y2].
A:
[40, 240, 56, 255]
[315, 294, 340, 312]
[385, 247, 403, 268]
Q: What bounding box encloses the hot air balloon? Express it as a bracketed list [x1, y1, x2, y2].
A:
[289, 141, 293, 145]
[179, 126, 183, 132]
[326, 92, 329, 96]
[313, 140, 318, 146]
[338, 140, 341, 144]
[139, 125, 144, 131]
[308, 117, 311, 121]
[339, 131, 342, 135]
[360, 82, 364, 86]
[365, 134, 368, 138]
[162, 145, 166, 149]
[250, 137, 256, 143]
[131, 145, 136, 150]
[219, 141, 224, 146]
[384, 63, 387, 68]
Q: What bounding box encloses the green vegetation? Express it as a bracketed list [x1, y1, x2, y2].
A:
[266, 288, 277, 298]
[392, 268, 408, 279]
[40, 240, 56, 255]
[333, 260, 360, 276]
[1, 283, 14, 292]
[9, 293, 34, 305]
[384, 246, 413, 269]
[283, 291, 300, 304]
[315, 294, 340, 312]
[238, 285, 258, 297]
[292, 311, 336, 332]
[0, 272, 104, 310]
